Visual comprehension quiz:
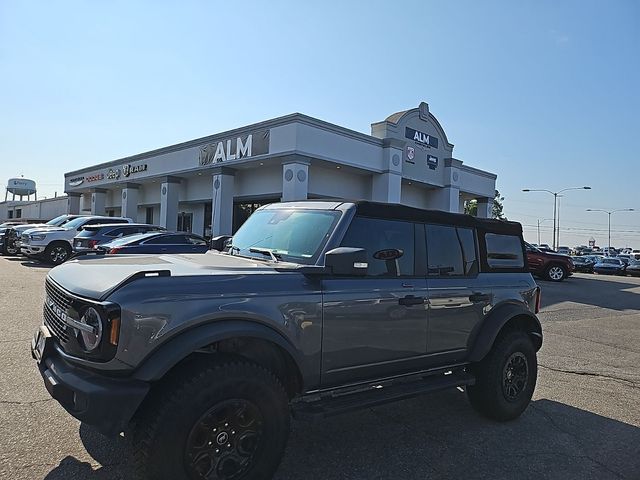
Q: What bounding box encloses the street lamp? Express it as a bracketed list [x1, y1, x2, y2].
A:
[585, 208, 634, 252]
[537, 218, 553, 245]
[522, 186, 591, 250]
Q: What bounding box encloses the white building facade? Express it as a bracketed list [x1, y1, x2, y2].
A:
[61, 103, 497, 236]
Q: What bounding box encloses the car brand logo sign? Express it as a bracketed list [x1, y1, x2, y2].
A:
[122, 163, 148, 177]
[107, 168, 120, 180]
[406, 146, 415, 163]
[427, 155, 438, 170]
[68, 176, 85, 187]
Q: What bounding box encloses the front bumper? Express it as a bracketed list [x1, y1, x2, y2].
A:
[21, 244, 46, 255]
[32, 335, 149, 436]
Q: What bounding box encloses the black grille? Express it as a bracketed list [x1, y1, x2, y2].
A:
[43, 279, 75, 344]
[43, 304, 70, 343]
[45, 279, 73, 311]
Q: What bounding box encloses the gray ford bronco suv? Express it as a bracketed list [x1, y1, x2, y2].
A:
[32, 200, 542, 480]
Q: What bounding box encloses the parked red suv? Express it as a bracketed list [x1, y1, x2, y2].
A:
[525, 242, 574, 282]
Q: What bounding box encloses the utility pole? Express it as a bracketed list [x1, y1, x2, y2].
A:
[523, 187, 591, 251]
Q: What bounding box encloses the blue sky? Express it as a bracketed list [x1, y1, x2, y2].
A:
[1, 1, 638, 247]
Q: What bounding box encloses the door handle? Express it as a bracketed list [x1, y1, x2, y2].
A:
[468, 293, 491, 303]
[398, 295, 425, 306]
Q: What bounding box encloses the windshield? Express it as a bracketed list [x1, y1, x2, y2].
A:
[603, 259, 619, 265]
[46, 214, 70, 226]
[230, 209, 341, 264]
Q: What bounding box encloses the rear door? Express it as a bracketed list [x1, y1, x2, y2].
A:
[321, 216, 428, 387]
[425, 224, 491, 354]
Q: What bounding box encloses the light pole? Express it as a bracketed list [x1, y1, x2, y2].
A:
[537, 218, 552, 245]
[522, 186, 591, 250]
[586, 208, 634, 252]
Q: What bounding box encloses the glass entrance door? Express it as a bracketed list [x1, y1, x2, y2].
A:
[177, 212, 193, 233]
[232, 199, 279, 233]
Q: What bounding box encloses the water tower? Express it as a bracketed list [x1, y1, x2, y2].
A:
[5, 178, 37, 201]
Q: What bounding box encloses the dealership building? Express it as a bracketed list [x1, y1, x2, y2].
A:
[61, 102, 497, 237]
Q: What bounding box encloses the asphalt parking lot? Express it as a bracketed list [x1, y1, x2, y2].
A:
[0, 256, 638, 480]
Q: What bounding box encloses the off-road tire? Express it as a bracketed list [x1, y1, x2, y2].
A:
[466, 330, 537, 421]
[132, 359, 290, 480]
[545, 264, 567, 282]
[44, 242, 71, 265]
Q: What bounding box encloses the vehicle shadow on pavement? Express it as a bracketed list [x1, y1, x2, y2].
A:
[41, 392, 639, 480]
[539, 275, 640, 311]
[2, 256, 50, 268]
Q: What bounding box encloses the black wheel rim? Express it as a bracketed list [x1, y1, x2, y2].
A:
[185, 399, 264, 480]
[502, 352, 529, 402]
[51, 247, 68, 263]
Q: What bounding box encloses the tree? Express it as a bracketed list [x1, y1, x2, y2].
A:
[464, 190, 506, 219]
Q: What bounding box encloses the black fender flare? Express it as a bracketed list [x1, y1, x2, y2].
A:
[131, 320, 304, 383]
[467, 303, 542, 362]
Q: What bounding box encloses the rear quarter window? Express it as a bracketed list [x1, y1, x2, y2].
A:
[485, 233, 525, 269]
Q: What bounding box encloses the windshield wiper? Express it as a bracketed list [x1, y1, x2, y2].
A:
[249, 247, 281, 263]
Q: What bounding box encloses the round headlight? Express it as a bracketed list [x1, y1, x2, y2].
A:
[78, 307, 103, 351]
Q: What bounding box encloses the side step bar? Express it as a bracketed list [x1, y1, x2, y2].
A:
[293, 369, 475, 419]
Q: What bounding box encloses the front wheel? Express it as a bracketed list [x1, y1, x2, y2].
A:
[545, 264, 566, 282]
[132, 359, 290, 480]
[467, 331, 537, 421]
[45, 243, 71, 265]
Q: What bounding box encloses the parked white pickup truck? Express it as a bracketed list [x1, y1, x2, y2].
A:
[21, 216, 132, 264]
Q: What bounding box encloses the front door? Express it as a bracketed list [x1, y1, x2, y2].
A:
[321, 217, 428, 387]
[424, 224, 491, 354]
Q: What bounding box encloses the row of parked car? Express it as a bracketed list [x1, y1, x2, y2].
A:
[0, 215, 210, 265]
[571, 254, 640, 276]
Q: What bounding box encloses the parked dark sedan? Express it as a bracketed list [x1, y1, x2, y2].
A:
[99, 231, 209, 254]
[593, 258, 626, 275]
[571, 256, 595, 273]
[626, 260, 640, 277]
[73, 223, 165, 252]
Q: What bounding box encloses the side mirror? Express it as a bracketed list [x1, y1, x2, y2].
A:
[324, 247, 368, 276]
[210, 235, 232, 251]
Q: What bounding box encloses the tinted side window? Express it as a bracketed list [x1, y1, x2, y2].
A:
[105, 227, 131, 237]
[426, 225, 477, 276]
[340, 217, 415, 277]
[186, 235, 207, 245]
[485, 233, 524, 268]
[145, 235, 186, 245]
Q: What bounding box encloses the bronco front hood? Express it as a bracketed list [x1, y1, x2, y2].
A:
[48, 251, 280, 300]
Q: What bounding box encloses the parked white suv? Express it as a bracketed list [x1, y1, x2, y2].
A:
[21, 216, 132, 264]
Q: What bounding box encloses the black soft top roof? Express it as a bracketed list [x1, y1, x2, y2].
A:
[354, 201, 522, 235]
[264, 200, 523, 236]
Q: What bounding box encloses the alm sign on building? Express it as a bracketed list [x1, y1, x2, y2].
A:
[199, 130, 270, 166]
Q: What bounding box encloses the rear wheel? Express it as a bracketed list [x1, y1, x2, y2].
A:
[467, 330, 537, 421]
[44, 243, 71, 265]
[545, 264, 566, 282]
[133, 359, 290, 480]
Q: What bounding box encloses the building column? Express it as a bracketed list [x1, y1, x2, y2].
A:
[281, 161, 309, 201]
[476, 198, 493, 218]
[91, 189, 106, 215]
[67, 193, 81, 214]
[459, 195, 466, 214]
[372, 138, 403, 203]
[211, 167, 235, 236]
[121, 183, 140, 220]
[160, 177, 181, 231]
